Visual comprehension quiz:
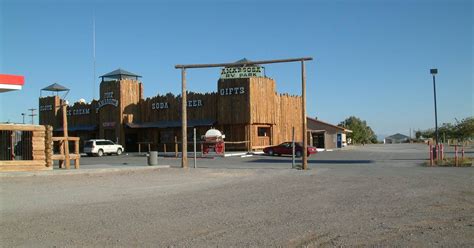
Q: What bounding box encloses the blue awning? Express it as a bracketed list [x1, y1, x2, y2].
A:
[55, 125, 98, 132]
[126, 119, 216, 129]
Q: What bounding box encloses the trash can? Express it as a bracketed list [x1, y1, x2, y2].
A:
[148, 151, 158, 166]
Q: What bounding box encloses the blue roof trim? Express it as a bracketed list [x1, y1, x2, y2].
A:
[55, 125, 98, 132]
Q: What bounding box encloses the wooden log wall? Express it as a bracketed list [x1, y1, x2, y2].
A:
[274, 93, 303, 145]
[217, 78, 250, 125]
[39, 96, 61, 128]
[141, 92, 217, 122]
[66, 100, 98, 128]
[249, 77, 276, 125]
[0, 124, 51, 172]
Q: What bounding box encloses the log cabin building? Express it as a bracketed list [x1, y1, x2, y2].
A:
[39, 66, 304, 152]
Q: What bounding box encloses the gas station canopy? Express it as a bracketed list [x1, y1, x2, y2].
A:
[0, 74, 24, 93]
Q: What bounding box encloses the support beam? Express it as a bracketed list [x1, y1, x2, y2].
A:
[175, 57, 313, 69]
[181, 68, 188, 168]
[301, 61, 308, 170]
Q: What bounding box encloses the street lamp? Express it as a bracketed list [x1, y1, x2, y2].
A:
[430, 68, 439, 147]
[21, 113, 25, 124]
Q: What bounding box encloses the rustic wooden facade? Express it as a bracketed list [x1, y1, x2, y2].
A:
[0, 124, 53, 172]
[39, 69, 303, 151]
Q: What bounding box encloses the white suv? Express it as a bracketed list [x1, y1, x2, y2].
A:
[84, 139, 124, 157]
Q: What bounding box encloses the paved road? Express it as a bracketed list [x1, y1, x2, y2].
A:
[1, 144, 473, 246]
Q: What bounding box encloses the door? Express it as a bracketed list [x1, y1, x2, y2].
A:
[312, 133, 325, 148]
[336, 133, 342, 148]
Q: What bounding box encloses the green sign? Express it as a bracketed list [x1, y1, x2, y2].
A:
[220, 66, 264, 79]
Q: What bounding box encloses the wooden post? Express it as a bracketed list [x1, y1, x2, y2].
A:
[429, 143, 433, 166]
[59, 140, 65, 168]
[74, 139, 80, 169]
[301, 60, 308, 170]
[193, 128, 197, 168]
[163, 144, 167, 154]
[138, 143, 141, 155]
[174, 136, 178, 158]
[148, 143, 151, 152]
[292, 126, 295, 169]
[45, 125, 53, 167]
[461, 146, 465, 160]
[455, 145, 458, 166]
[61, 104, 70, 169]
[181, 68, 188, 168]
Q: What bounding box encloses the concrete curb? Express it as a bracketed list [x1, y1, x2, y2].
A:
[0, 165, 171, 178]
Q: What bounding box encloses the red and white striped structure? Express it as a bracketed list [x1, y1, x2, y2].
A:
[0, 74, 24, 93]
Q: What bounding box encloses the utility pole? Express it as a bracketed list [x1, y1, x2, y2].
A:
[28, 108, 37, 125]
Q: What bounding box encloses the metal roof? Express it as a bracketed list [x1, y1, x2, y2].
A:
[41, 83, 69, 92]
[100, 68, 141, 78]
[385, 133, 409, 140]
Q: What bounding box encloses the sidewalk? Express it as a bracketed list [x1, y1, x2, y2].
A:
[0, 165, 171, 178]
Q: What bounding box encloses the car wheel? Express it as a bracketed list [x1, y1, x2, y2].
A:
[295, 151, 302, 157]
[97, 149, 104, 157]
[116, 148, 122, 155]
[268, 149, 274, 156]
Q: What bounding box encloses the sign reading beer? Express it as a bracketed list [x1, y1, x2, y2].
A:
[187, 100, 202, 108]
[220, 66, 264, 79]
[97, 91, 118, 111]
[151, 100, 203, 110]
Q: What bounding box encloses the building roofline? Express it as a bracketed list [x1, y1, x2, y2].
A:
[306, 116, 352, 133]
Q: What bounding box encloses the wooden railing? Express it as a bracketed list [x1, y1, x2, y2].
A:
[51, 136, 80, 169]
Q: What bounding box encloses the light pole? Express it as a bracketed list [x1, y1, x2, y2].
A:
[430, 68, 439, 147]
[21, 113, 25, 124]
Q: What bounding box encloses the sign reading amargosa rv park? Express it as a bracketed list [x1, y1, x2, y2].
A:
[220, 66, 264, 79]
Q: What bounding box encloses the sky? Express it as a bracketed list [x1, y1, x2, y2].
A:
[1, 0, 472, 138]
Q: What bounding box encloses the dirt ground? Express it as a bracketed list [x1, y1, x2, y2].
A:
[1, 144, 473, 247]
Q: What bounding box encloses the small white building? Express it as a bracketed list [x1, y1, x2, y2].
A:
[384, 133, 410, 144]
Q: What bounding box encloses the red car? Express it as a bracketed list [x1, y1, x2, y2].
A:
[263, 142, 317, 157]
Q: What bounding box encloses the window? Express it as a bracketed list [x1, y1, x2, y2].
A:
[258, 127, 270, 137]
[0, 130, 33, 160]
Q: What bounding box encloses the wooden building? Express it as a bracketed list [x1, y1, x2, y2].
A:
[39, 67, 303, 152]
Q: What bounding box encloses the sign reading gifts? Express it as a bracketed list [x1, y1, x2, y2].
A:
[220, 66, 264, 79]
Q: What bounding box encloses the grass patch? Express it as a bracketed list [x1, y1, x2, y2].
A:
[425, 157, 473, 167]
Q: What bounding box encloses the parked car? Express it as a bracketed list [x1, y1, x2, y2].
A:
[84, 139, 124, 157]
[263, 142, 317, 157]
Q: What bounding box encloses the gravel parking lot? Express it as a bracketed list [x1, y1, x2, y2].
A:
[1, 144, 473, 246]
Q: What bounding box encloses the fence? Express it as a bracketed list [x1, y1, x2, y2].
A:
[0, 124, 52, 172]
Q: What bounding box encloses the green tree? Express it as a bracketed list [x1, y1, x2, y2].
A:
[339, 116, 377, 144]
[455, 117, 474, 141]
[416, 116, 473, 142]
